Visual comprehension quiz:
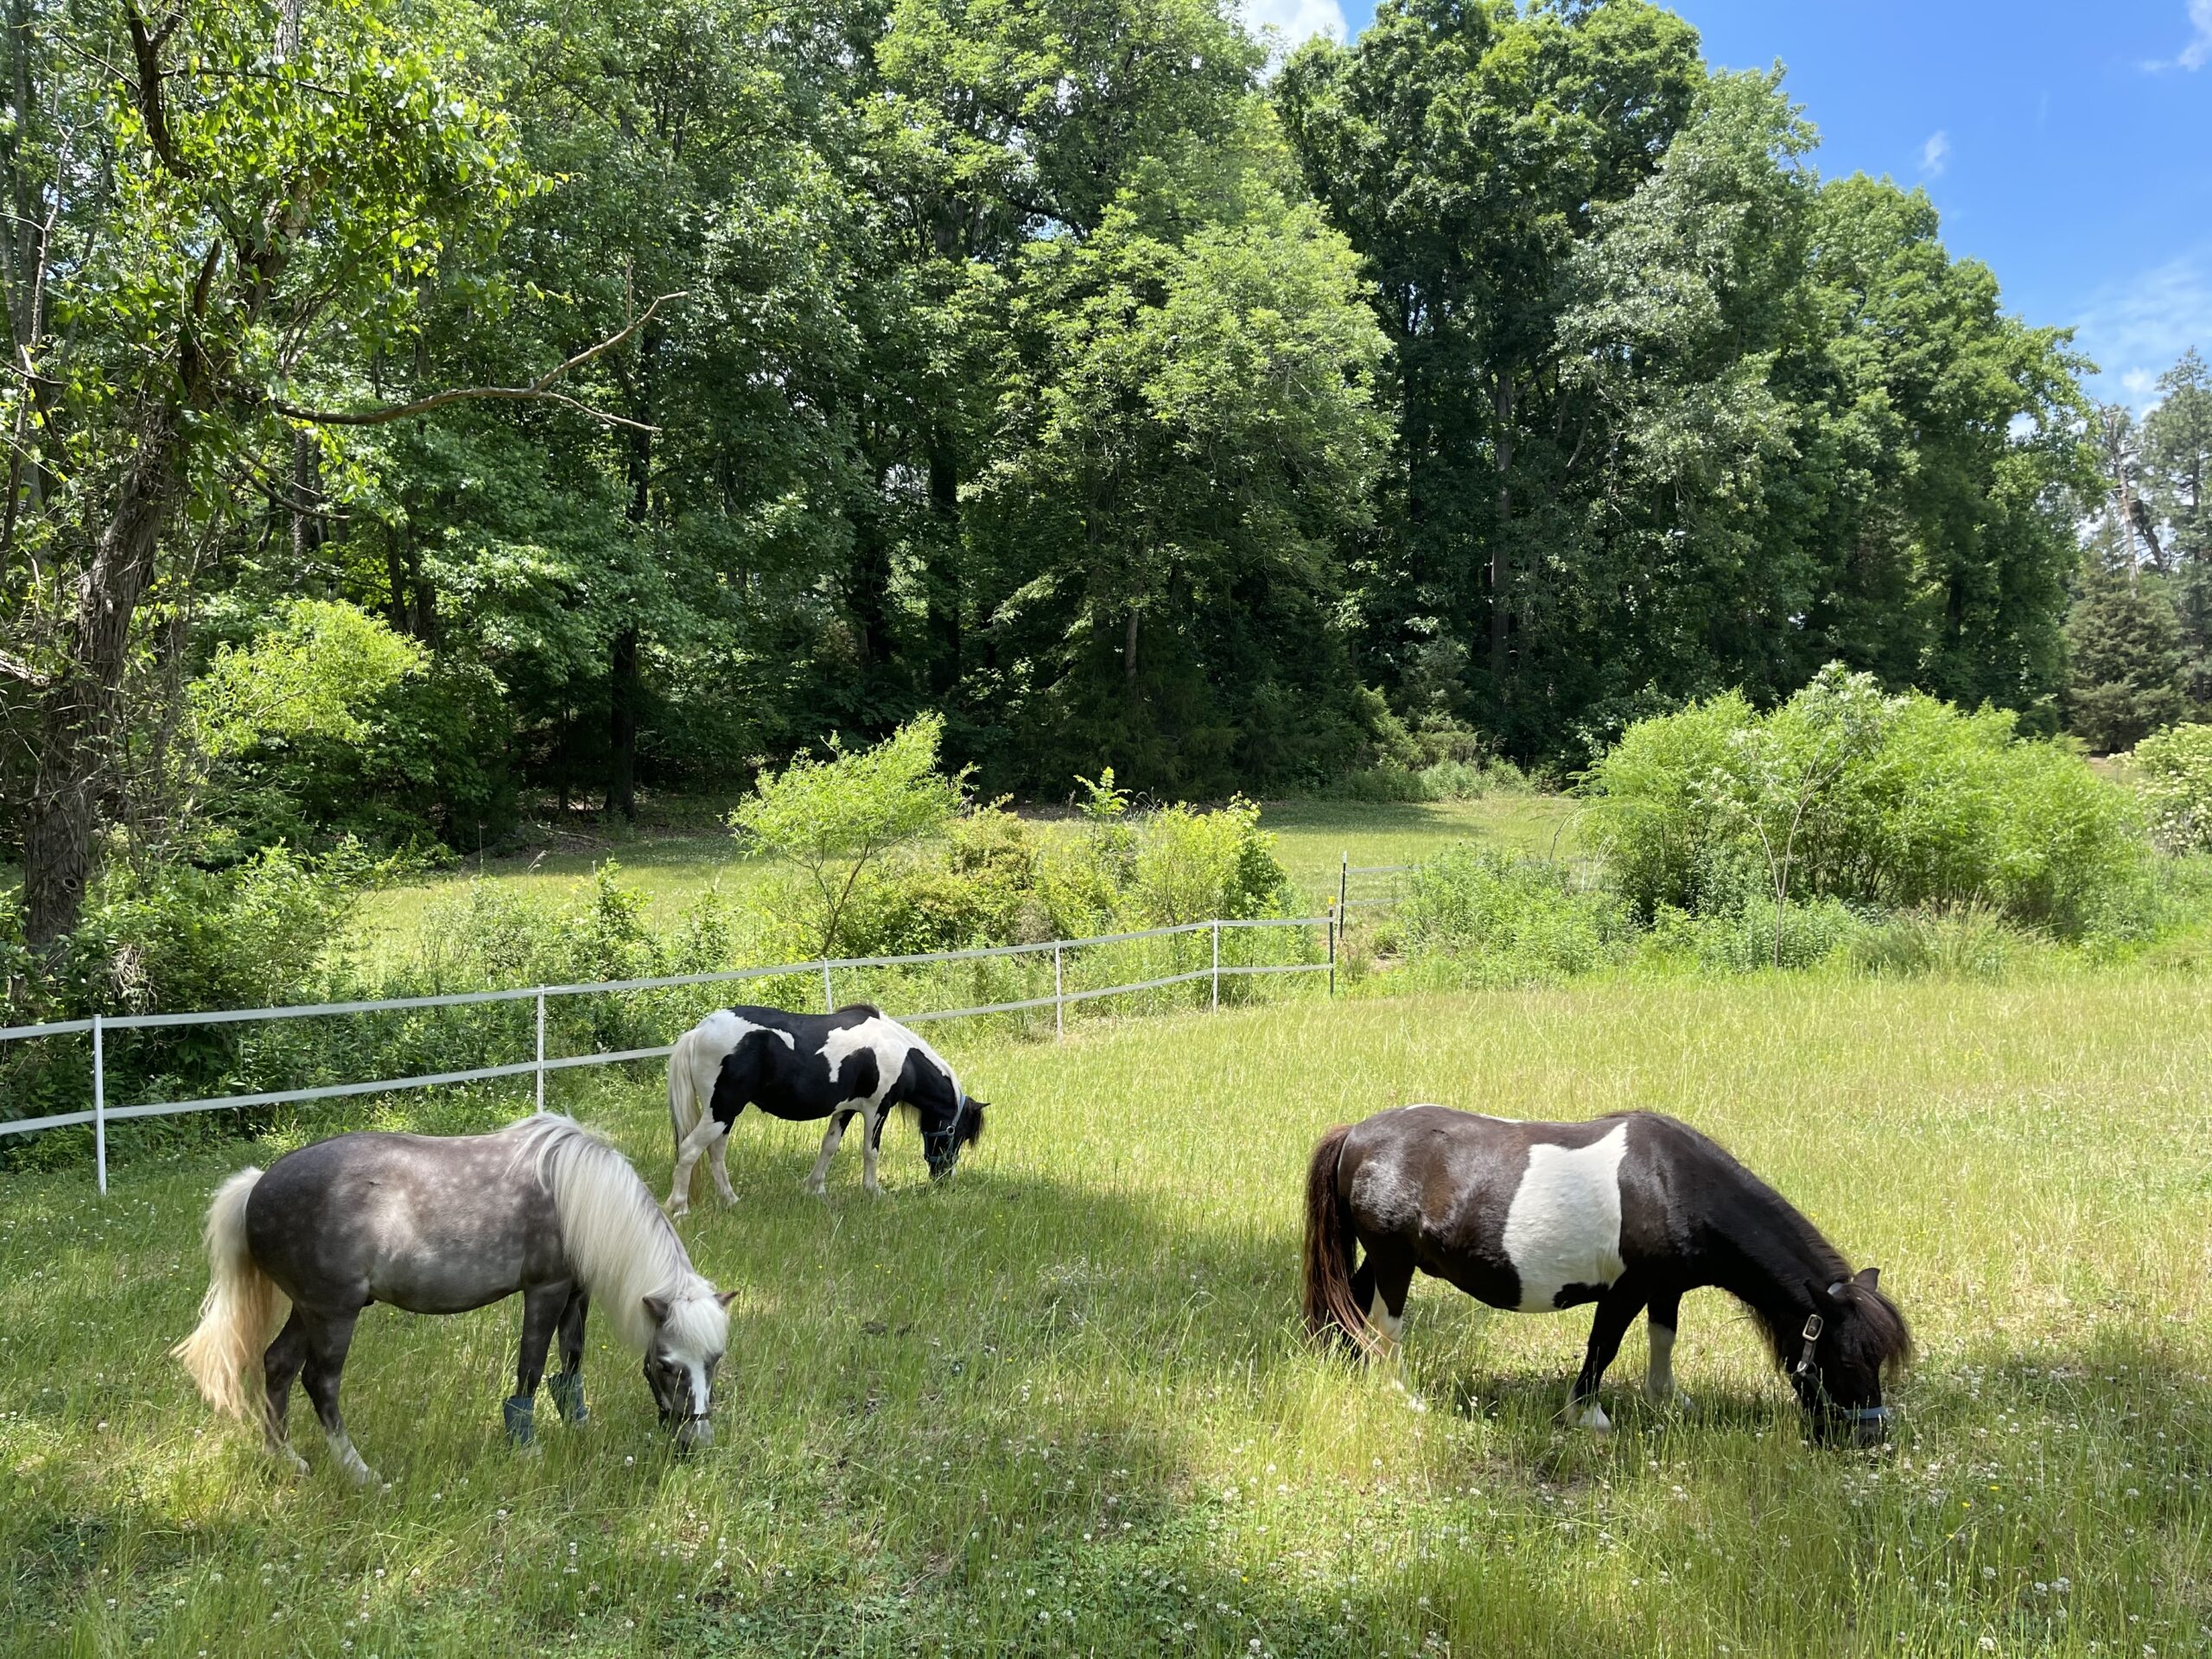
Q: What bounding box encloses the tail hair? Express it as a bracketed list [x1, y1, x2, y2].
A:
[1301, 1124, 1372, 1351]
[668, 1030, 703, 1155]
[171, 1168, 288, 1421]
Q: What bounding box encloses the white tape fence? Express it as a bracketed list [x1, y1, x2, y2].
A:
[1, 912, 1334, 1191]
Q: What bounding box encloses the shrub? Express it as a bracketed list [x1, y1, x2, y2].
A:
[2133, 722, 2212, 854]
[1587, 665, 2152, 938]
[1396, 846, 1631, 983]
[732, 715, 971, 957]
[1846, 905, 2022, 982]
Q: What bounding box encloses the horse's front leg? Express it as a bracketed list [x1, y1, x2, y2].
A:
[505, 1282, 568, 1446]
[1568, 1281, 1647, 1433]
[804, 1112, 855, 1195]
[861, 1106, 887, 1195]
[1643, 1289, 1688, 1408]
[300, 1308, 378, 1485]
[548, 1288, 591, 1426]
[261, 1309, 310, 1476]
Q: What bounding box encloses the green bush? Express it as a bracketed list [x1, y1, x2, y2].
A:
[1586, 665, 2152, 938]
[2133, 722, 2212, 854]
[1395, 846, 1631, 983]
[1643, 893, 1868, 975]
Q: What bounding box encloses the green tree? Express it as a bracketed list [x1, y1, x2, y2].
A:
[2139, 348, 2212, 701]
[2065, 544, 2187, 752]
[731, 714, 969, 957]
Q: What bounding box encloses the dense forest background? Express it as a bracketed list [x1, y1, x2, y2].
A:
[1, 0, 2206, 952]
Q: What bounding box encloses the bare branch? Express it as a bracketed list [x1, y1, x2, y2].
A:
[0, 646, 50, 687]
[270, 292, 687, 433]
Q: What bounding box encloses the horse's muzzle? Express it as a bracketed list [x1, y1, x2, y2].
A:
[1848, 1406, 1895, 1446]
[674, 1415, 713, 1454]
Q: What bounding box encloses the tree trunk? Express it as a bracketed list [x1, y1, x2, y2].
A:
[925, 423, 961, 699]
[1123, 609, 1140, 689]
[1489, 373, 1514, 693]
[23, 402, 183, 947]
[606, 626, 639, 821]
[607, 355, 655, 821]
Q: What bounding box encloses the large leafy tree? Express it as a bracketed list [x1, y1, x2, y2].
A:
[1, 0, 528, 944]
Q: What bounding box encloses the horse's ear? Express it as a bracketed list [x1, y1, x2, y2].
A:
[1855, 1267, 1881, 1292]
[643, 1294, 671, 1326]
[715, 1289, 739, 1309]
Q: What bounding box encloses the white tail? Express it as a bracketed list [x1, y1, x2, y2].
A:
[667, 1030, 703, 1153]
[171, 1168, 287, 1421]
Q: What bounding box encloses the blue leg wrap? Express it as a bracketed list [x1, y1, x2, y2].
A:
[503, 1395, 537, 1445]
[548, 1370, 589, 1424]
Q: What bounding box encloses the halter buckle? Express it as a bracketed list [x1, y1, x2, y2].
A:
[1793, 1312, 1824, 1376]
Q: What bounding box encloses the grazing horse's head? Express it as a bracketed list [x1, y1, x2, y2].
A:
[642, 1287, 737, 1452]
[1788, 1268, 1913, 1445]
[921, 1095, 988, 1181]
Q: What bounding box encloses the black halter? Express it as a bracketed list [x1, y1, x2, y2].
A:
[1793, 1306, 1896, 1438]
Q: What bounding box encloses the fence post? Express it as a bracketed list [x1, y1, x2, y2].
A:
[1211, 921, 1220, 1012]
[1327, 903, 1338, 998]
[92, 1012, 106, 1195]
[1339, 852, 1350, 934]
[1053, 942, 1064, 1041]
[821, 960, 835, 1013]
[535, 988, 547, 1114]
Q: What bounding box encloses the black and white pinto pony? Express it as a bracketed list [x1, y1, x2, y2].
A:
[1304, 1106, 1911, 1443]
[664, 1002, 987, 1214]
[173, 1114, 735, 1483]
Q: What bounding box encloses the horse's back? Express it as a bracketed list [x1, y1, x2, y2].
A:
[248, 1128, 556, 1315]
[1338, 1106, 1660, 1313]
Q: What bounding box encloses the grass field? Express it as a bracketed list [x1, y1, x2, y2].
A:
[2, 976, 2207, 1656]
[351, 794, 1579, 967]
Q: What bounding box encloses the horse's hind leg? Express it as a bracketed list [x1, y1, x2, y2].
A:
[548, 1289, 590, 1425]
[1568, 1282, 1646, 1433]
[299, 1309, 378, 1486]
[667, 1113, 728, 1217]
[261, 1310, 310, 1476]
[1363, 1251, 1416, 1365]
[804, 1112, 855, 1195]
[505, 1283, 568, 1446]
[707, 1121, 739, 1206]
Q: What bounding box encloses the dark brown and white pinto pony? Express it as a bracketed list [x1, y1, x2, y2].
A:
[1303, 1106, 1911, 1442]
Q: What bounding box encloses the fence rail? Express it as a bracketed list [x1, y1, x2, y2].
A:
[0, 912, 1336, 1190]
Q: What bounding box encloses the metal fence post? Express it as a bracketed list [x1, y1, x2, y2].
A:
[1053, 942, 1065, 1041]
[1339, 852, 1350, 934]
[535, 988, 546, 1114]
[92, 1012, 106, 1194]
[821, 960, 835, 1013]
[1211, 921, 1220, 1012]
[1327, 903, 1338, 998]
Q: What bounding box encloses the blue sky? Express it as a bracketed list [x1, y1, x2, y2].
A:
[1249, 0, 2212, 407]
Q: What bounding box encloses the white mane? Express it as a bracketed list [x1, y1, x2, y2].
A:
[504, 1114, 725, 1354]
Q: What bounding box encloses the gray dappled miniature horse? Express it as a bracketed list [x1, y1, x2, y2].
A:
[173, 1114, 734, 1483]
[1304, 1106, 1911, 1444]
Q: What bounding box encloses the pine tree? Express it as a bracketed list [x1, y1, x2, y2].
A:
[2065, 542, 2188, 751]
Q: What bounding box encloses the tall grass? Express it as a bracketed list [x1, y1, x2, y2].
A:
[1, 978, 2206, 1656]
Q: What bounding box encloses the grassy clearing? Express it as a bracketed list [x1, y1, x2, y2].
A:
[349, 795, 1577, 968]
[3, 976, 2207, 1656]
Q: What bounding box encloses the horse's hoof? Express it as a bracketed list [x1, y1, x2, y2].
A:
[279, 1450, 309, 1478]
[1576, 1403, 1612, 1434]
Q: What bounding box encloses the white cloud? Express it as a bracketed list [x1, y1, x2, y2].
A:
[1918, 130, 1950, 179]
[1242, 0, 1347, 55]
[2072, 247, 2212, 407]
[2141, 0, 2212, 70]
